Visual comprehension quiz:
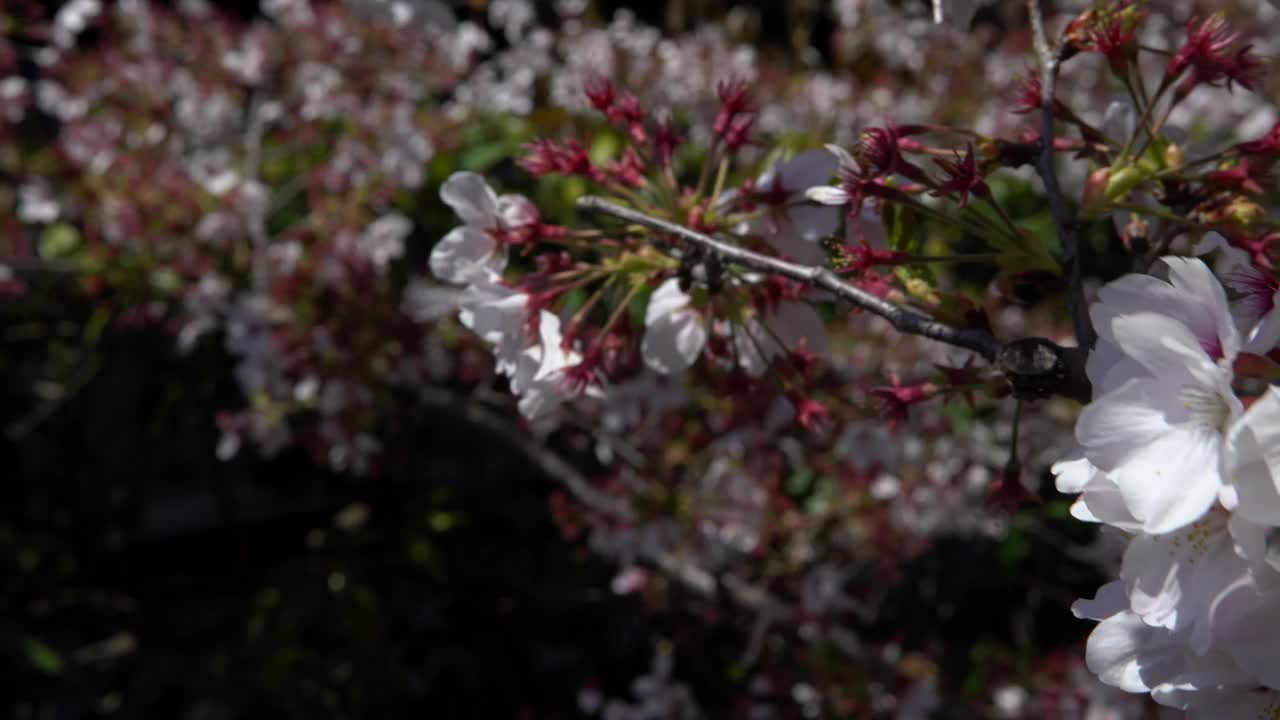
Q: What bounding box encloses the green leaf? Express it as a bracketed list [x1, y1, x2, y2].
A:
[84, 306, 111, 342]
[23, 637, 64, 676]
[151, 267, 182, 294]
[38, 223, 81, 259]
[883, 202, 937, 287]
[459, 140, 521, 172]
[589, 130, 622, 165]
[804, 477, 837, 514]
[994, 229, 1060, 276]
[883, 202, 923, 254]
[1044, 499, 1074, 521]
[786, 467, 814, 496]
[997, 529, 1030, 570]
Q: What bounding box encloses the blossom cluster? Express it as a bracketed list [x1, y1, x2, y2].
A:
[1055, 251, 1280, 716]
[5, 0, 1280, 714]
[3, 0, 473, 472]
[425, 1, 1280, 714]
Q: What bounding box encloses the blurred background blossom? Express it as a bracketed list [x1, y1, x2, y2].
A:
[2, 0, 1276, 717]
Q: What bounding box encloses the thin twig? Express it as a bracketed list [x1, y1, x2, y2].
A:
[577, 195, 1092, 402]
[417, 385, 796, 618]
[418, 385, 633, 519]
[1027, 0, 1095, 351]
[576, 195, 1004, 361]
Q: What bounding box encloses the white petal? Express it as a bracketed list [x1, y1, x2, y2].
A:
[785, 204, 840, 243]
[823, 143, 856, 171]
[1152, 651, 1257, 712]
[641, 280, 706, 375]
[1244, 300, 1280, 354]
[1115, 425, 1223, 534]
[1069, 497, 1101, 523]
[1193, 231, 1251, 277]
[440, 171, 498, 227]
[1162, 256, 1239, 359]
[775, 149, 839, 192]
[763, 217, 830, 265]
[645, 278, 692, 321]
[457, 279, 529, 372]
[734, 318, 773, 377]
[1225, 387, 1280, 526]
[533, 312, 575, 382]
[1103, 100, 1136, 144]
[1075, 378, 1176, 472]
[1084, 336, 1147, 394]
[496, 193, 538, 228]
[1085, 610, 1186, 693]
[1206, 574, 1280, 689]
[429, 226, 505, 284]
[1185, 691, 1280, 720]
[1106, 312, 1215, 383]
[1072, 580, 1128, 621]
[1051, 447, 1095, 493]
[1121, 532, 1187, 630]
[1076, 475, 1142, 531]
[805, 185, 849, 206]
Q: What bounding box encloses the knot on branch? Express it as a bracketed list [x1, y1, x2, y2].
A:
[995, 338, 1091, 403]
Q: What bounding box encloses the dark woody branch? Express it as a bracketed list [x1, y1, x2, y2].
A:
[1028, 0, 1097, 352]
[576, 195, 1092, 403]
[417, 385, 795, 624]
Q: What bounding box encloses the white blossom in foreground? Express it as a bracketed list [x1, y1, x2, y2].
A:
[1225, 388, 1280, 527]
[641, 278, 708, 375]
[429, 172, 593, 425]
[1062, 256, 1280, 715]
[1195, 232, 1280, 355]
[640, 278, 826, 378]
[431, 171, 533, 284]
[1075, 257, 1242, 534]
[732, 149, 838, 266]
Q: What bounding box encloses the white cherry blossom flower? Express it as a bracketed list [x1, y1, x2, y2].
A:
[1051, 450, 1140, 531]
[430, 171, 534, 284]
[359, 212, 410, 271]
[1194, 232, 1280, 355]
[1224, 388, 1280, 527]
[1117, 512, 1266, 654]
[507, 311, 601, 427]
[456, 273, 531, 376]
[1075, 257, 1243, 534]
[1202, 569, 1280, 691]
[1177, 689, 1280, 720]
[641, 278, 827, 378]
[641, 278, 707, 375]
[1078, 602, 1188, 694]
[804, 144, 857, 208]
[733, 149, 838, 265]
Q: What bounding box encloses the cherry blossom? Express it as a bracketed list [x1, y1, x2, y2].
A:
[732, 149, 839, 265]
[1223, 388, 1280, 527]
[1067, 258, 1280, 714]
[641, 278, 707, 375]
[431, 171, 535, 284]
[1075, 257, 1243, 534]
[640, 278, 827, 378]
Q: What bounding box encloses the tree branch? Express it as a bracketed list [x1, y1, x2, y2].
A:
[577, 195, 1004, 360]
[1028, 0, 1096, 351]
[576, 195, 1092, 402]
[417, 385, 797, 617]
